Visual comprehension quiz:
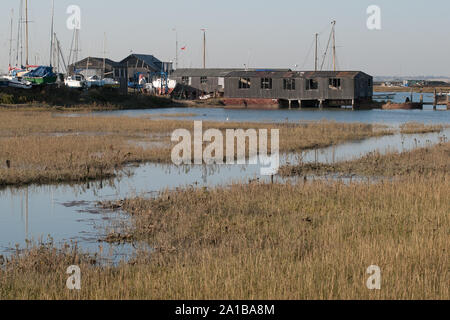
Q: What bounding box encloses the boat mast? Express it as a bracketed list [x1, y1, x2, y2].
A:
[103, 32, 106, 78]
[25, 0, 29, 67]
[16, 0, 23, 67]
[314, 33, 318, 72]
[9, 9, 14, 68]
[49, 0, 54, 67]
[332, 20, 336, 72]
[201, 28, 206, 69]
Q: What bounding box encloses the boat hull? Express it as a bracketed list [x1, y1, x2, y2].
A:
[24, 76, 57, 85]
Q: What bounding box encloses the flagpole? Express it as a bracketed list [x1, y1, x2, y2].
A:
[173, 28, 178, 70]
[50, 0, 54, 67]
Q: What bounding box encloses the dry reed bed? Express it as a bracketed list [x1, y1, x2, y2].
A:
[280, 141, 450, 178]
[0, 111, 395, 187]
[1, 172, 448, 299]
[399, 122, 445, 134]
[0, 135, 171, 187]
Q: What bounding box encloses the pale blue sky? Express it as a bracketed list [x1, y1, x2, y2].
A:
[1, 0, 449, 76]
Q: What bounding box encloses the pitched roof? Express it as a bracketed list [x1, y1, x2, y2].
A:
[225, 70, 369, 79]
[171, 68, 292, 77]
[120, 54, 164, 71]
[72, 57, 121, 67]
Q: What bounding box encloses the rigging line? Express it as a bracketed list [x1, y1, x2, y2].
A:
[300, 36, 315, 70]
[68, 29, 75, 66]
[320, 26, 333, 71]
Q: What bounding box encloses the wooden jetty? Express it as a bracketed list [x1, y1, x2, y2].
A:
[382, 89, 449, 110]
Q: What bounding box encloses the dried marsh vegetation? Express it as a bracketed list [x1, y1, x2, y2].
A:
[0, 111, 395, 187]
[1, 142, 448, 300]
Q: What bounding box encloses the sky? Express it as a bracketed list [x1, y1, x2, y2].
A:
[0, 0, 449, 76]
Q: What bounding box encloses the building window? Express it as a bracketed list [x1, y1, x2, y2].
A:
[306, 79, 318, 90]
[260, 78, 272, 90]
[329, 78, 341, 89]
[239, 77, 251, 89]
[182, 76, 189, 85]
[200, 76, 208, 84]
[283, 79, 295, 90]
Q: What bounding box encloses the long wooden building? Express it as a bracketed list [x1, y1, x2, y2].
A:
[170, 68, 291, 99]
[223, 70, 373, 108]
[170, 68, 247, 98]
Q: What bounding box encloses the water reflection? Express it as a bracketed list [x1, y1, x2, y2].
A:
[74, 92, 449, 125]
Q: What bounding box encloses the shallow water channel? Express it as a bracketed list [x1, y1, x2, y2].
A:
[1, 125, 448, 263]
[81, 91, 449, 125]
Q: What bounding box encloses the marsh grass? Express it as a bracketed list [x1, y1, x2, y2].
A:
[0, 111, 396, 187]
[0, 135, 171, 187]
[1, 142, 448, 299]
[280, 141, 450, 178]
[1, 172, 448, 299]
[400, 122, 444, 134]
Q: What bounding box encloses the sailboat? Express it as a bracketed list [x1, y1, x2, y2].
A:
[2, 4, 32, 89]
[65, 74, 86, 89]
[18, 0, 57, 86]
[23, 66, 57, 85]
[8, 77, 32, 89]
[0, 77, 9, 88]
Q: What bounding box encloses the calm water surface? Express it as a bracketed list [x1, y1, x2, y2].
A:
[83, 92, 449, 125]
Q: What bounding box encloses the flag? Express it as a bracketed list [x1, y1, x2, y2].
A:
[181, 46, 186, 51]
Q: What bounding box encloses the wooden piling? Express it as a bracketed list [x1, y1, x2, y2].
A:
[433, 89, 437, 110]
[319, 99, 324, 109]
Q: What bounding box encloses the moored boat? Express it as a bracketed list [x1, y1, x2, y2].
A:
[23, 66, 57, 85]
[86, 75, 104, 88]
[103, 78, 120, 88]
[65, 74, 87, 89]
[0, 77, 9, 88]
[8, 77, 32, 89]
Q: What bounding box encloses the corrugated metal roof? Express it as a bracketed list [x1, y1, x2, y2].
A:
[171, 68, 292, 77]
[171, 68, 245, 77]
[72, 57, 121, 67]
[226, 70, 368, 79]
